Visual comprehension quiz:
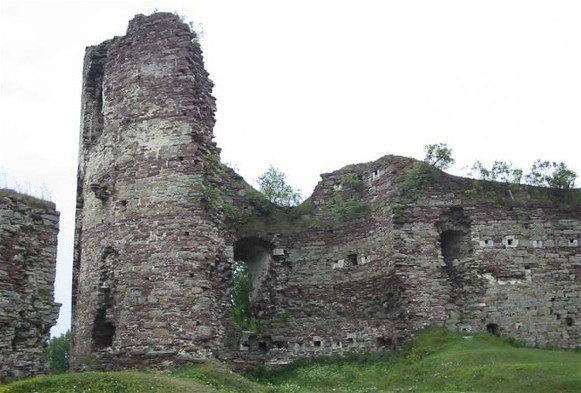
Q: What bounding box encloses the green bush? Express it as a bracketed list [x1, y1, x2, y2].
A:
[341, 174, 365, 192]
[257, 166, 302, 207]
[45, 330, 70, 373]
[231, 261, 257, 331]
[223, 200, 240, 223]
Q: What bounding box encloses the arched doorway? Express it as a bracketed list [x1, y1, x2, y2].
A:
[233, 237, 273, 302]
[231, 237, 273, 330]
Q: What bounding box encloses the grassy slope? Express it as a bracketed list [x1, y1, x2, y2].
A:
[254, 329, 581, 393]
[1, 329, 579, 393]
[0, 372, 212, 393]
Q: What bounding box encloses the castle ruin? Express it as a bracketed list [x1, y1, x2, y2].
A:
[0, 189, 60, 381]
[72, 12, 581, 371]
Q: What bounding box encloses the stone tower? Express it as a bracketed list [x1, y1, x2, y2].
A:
[72, 13, 230, 370]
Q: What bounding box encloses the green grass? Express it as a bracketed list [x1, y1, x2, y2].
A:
[249, 328, 581, 393]
[170, 361, 275, 392]
[2, 329, 580, 393]
[0, 371, 210, 393]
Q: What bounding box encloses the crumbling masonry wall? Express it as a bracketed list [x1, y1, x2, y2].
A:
[220, 159, 580, 368]
[390, 180, 581, 348]
[72, 13, 230, 370]
[73, 12, 581, 371]
[0, 189, 60, 381]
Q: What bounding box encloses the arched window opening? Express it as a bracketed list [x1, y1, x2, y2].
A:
[440, 230, 471, 266]
[231, 237, 273, 331]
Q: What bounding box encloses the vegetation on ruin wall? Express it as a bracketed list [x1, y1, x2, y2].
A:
[230, 261, 258, 331]
[402, 143, 580, 207]
[225, 167, 369, 233]
[3, 328, 580, 393]
[0, 188, 54, 208]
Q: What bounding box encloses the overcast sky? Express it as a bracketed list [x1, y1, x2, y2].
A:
[1, 0, 580, 337]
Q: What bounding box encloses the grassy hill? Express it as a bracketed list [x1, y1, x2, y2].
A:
[2, 329, 579, 393]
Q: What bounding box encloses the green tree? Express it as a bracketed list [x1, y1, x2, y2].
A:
[45, 330, 70, 373]
[471, 160, 523, 184]
[525, 160, 577, 189]
[231, 261, 257, 331]
[424, 143, 455, 170]
[401, 143, 454, 197]
[257, 165, 302, 207]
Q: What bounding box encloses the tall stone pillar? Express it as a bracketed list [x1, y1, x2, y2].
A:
[72, 13, 229, 370]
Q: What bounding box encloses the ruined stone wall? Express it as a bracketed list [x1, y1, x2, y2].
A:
[389, 173, 581, 349]
[0, 189, 60, 381]
[221, 158, 580, 367]
[72, 13, 230, 370]
[73, 12, 580, 372]
[221, 158, 416, 367]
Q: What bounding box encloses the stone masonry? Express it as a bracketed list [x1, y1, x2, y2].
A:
[72, 12, 229, 370]
[72, 12, 581, 371]
[0, 189, 60, 381]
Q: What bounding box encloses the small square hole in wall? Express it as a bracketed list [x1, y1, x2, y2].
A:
[565, 317, 573, 326]
[486, 323, 500, 336]
[332, 259, 345, 269]
[313, 340, 321, 347]
[273, 340, 286, 349]
[295, 342, 305, 351]
[480, 239, 494, 248]
[258, 342, 269, 352]
[503, 236, 518, 248]
[347, 254, 358, 266]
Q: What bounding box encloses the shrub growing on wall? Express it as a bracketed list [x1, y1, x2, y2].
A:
[257, 166, 302, 207]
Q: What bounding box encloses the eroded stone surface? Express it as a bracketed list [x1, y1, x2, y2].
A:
[0, 190, 60, 381]
[72, 12, 581, 371]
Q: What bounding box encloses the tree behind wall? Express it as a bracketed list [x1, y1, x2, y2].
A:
[257, 165, 302, 207]
[231, 261, 257, 331]
[45, 330, 70, 373]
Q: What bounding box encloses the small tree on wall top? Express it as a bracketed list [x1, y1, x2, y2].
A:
[257, 165, 302, 207]
[471, 160, 523, 184]
[525, 160, 577, 190]
[424, 143, 455, 170]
